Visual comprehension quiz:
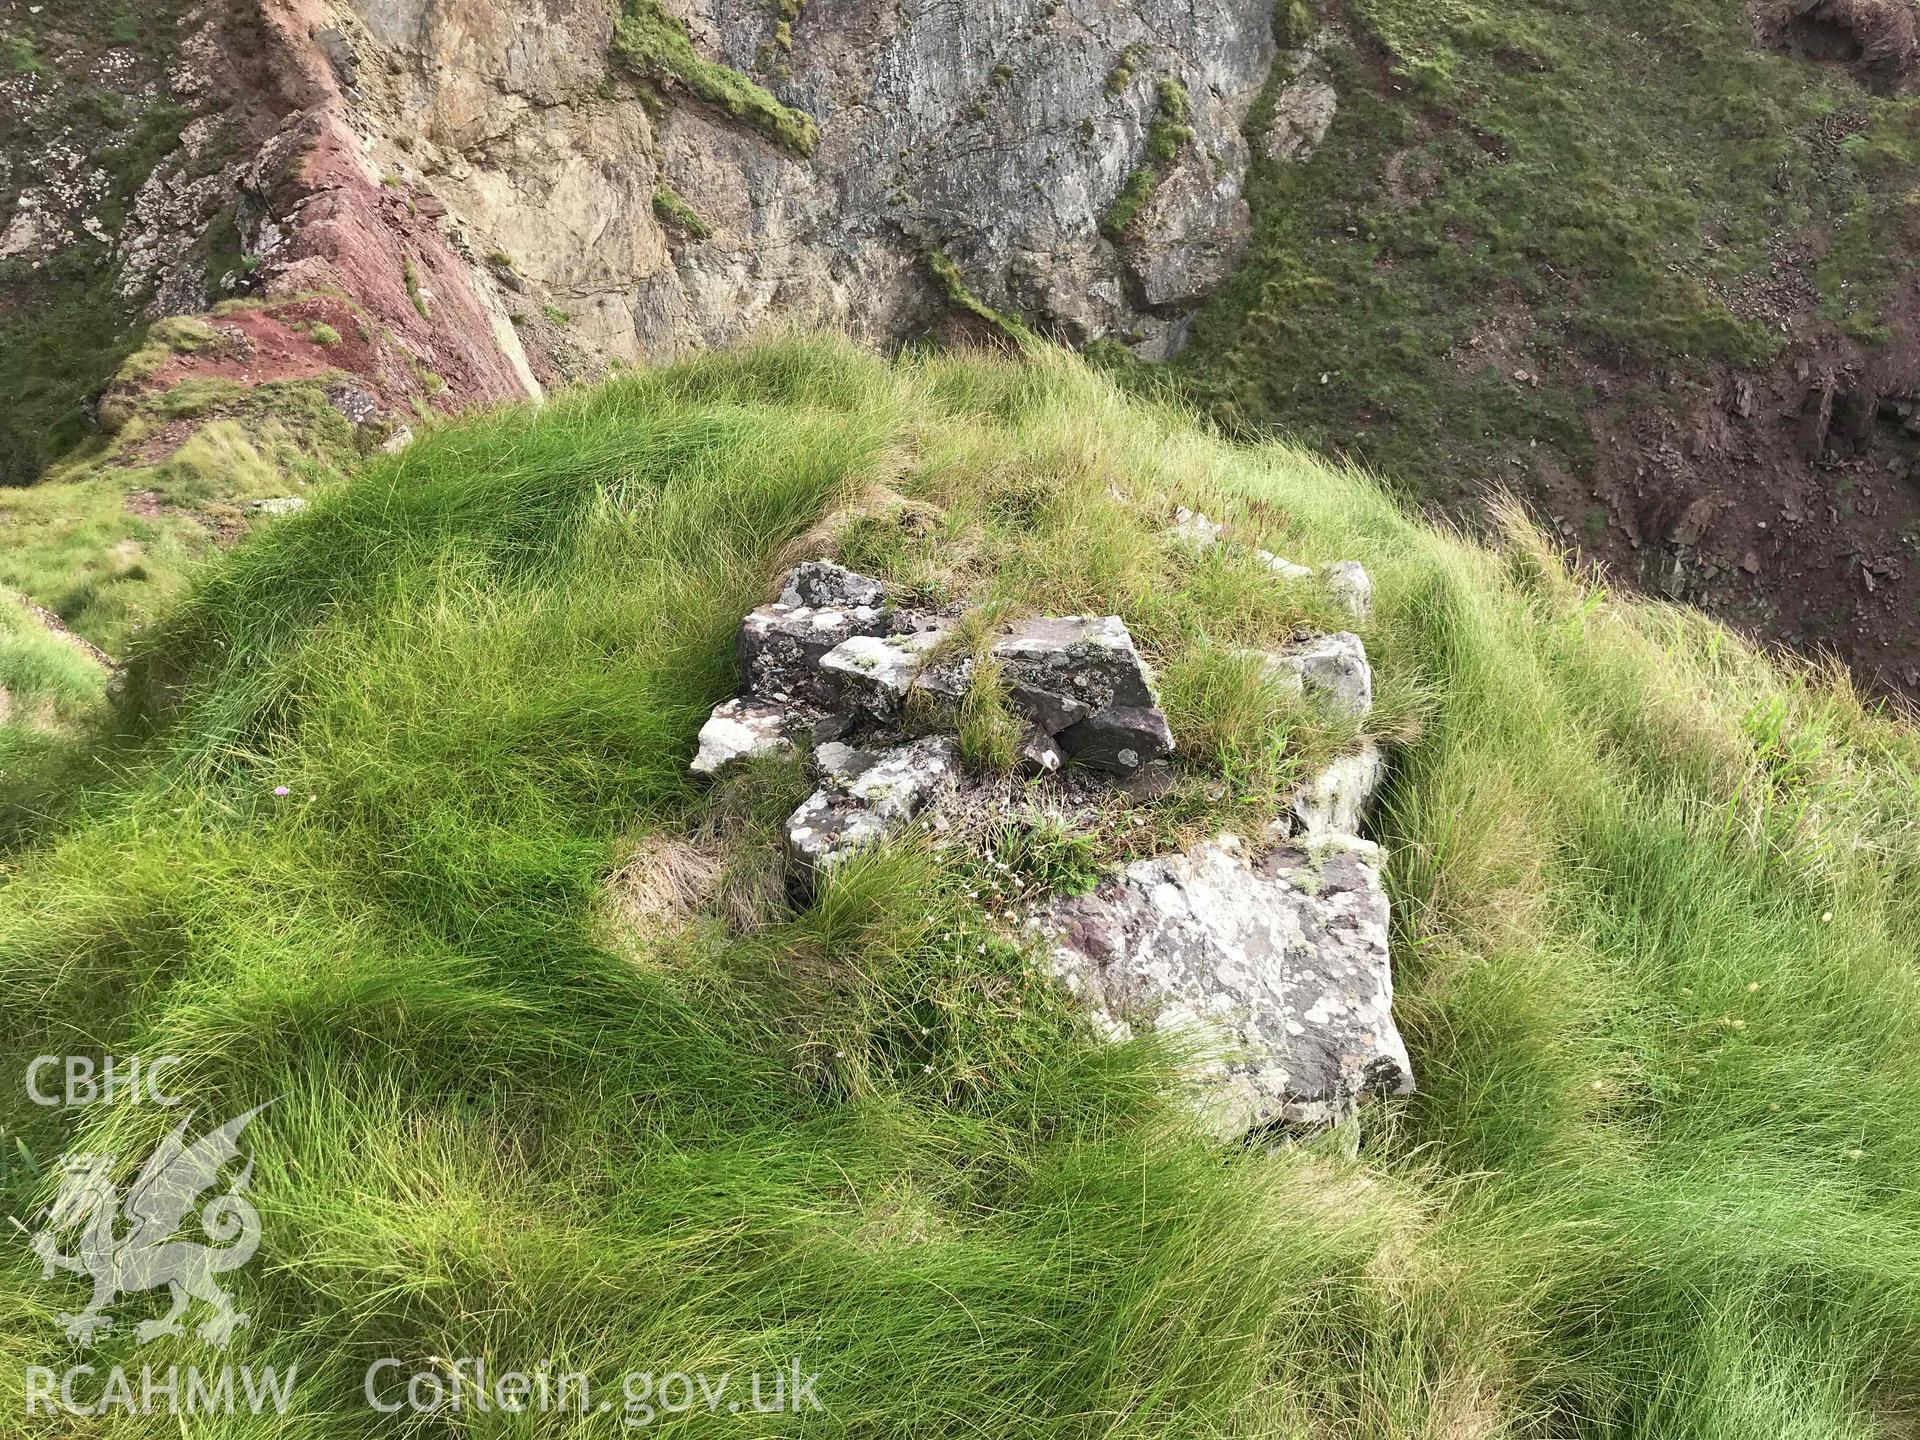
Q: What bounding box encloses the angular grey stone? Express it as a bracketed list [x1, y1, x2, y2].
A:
[993, 615, 1160, 722]
[1257, 549, 1314, 582]
[1018, 730, 1066, 777]
[1290, 743, 1385, 836]
[992, 616, 1158, 713]
[1031, 833, 1413, 1135]
[1059, 705, 1175, 774]
[778, 560, 888, 611]
[690, 697, 796, 776]
[785, 737, 962, 877]
[1261, 632, 1373, 720]
[738, 599, 891, 708]
[909, 645, 974, 718]
[820, 630, 942, 720]
[247, 496, 307, 516]
[1321, 561, 1373, 621]
[812, 740, 878, 787]
[1005, 681, 1093, 735]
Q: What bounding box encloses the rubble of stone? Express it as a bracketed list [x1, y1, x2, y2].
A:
[1164, 508, 1374, 619]
[698, 557, 1388, 878]
[736, 561, 896, 709]
[1029, 832, 1413, 1134]
[991, 616, 1176, 785]
[699, 560, 1180, 879]
[693, 556, 1409, 1135]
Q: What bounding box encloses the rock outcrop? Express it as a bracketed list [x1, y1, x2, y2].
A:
[325, 0, 1276, 365]
[4, 0, 1287, 491]
[1030, 832, 1414, 1133]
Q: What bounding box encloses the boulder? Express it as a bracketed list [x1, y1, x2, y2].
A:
[690, 697, 796, 775]
[738, 590, 893, 708]
[1290, 743, 1385, 836]
[785, 737, 962, 878]
[1031, 833, 1413, 1134]
[820, 629, 943, 720]
[991, 616, 1175, 774]
[1260, 632, 1373, 720]
[1321, 561, 1373, 621]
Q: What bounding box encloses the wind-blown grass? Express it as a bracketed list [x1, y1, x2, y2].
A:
[3, 337, 1920, 1435]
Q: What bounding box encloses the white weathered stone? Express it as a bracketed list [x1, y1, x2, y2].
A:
[1257, 549, 1314, 581]
[1168, 506, 1225, 549]
[1033, 833, 1412, 1134]
[690, 697, 794, 775]
[820, 629, 942, 719]
[1321, 561, 1373, 621]
[785, 737, 962, 877]
[1290, 743, 1385, 836]
[246, 495, 308, 516]
[1261, 632, 1373, 720]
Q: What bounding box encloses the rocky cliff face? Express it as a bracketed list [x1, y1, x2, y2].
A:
[336, 0, 1273, 366]
[2, 0, 1279, 456]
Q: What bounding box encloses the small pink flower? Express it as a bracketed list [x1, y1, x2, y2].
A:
[272, 786, 290, 797]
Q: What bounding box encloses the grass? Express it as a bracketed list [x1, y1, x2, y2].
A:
[611, 0, 820, 157]
[401, 258, 429, 321]
[0, 359, 363, 653]
[925, 249, 1032, 342]
[653, 185, 713, 240]
[0, 602, 107, 725]
[4, 337, 1920, 1434]
[1101, 79, 1195, 240]
[1166, 0, 1920, 493]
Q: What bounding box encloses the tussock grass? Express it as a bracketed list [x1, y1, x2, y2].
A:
[3, 336, 1920, 1434]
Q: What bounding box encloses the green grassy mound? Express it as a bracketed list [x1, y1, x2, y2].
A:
[4, 339, 1920, 1436]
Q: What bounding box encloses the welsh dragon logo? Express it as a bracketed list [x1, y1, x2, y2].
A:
[29, 1104, 269, 1348]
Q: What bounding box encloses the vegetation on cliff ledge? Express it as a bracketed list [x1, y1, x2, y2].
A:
[612, 0, 821, 157]
[4, 339, 1919, 1435]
